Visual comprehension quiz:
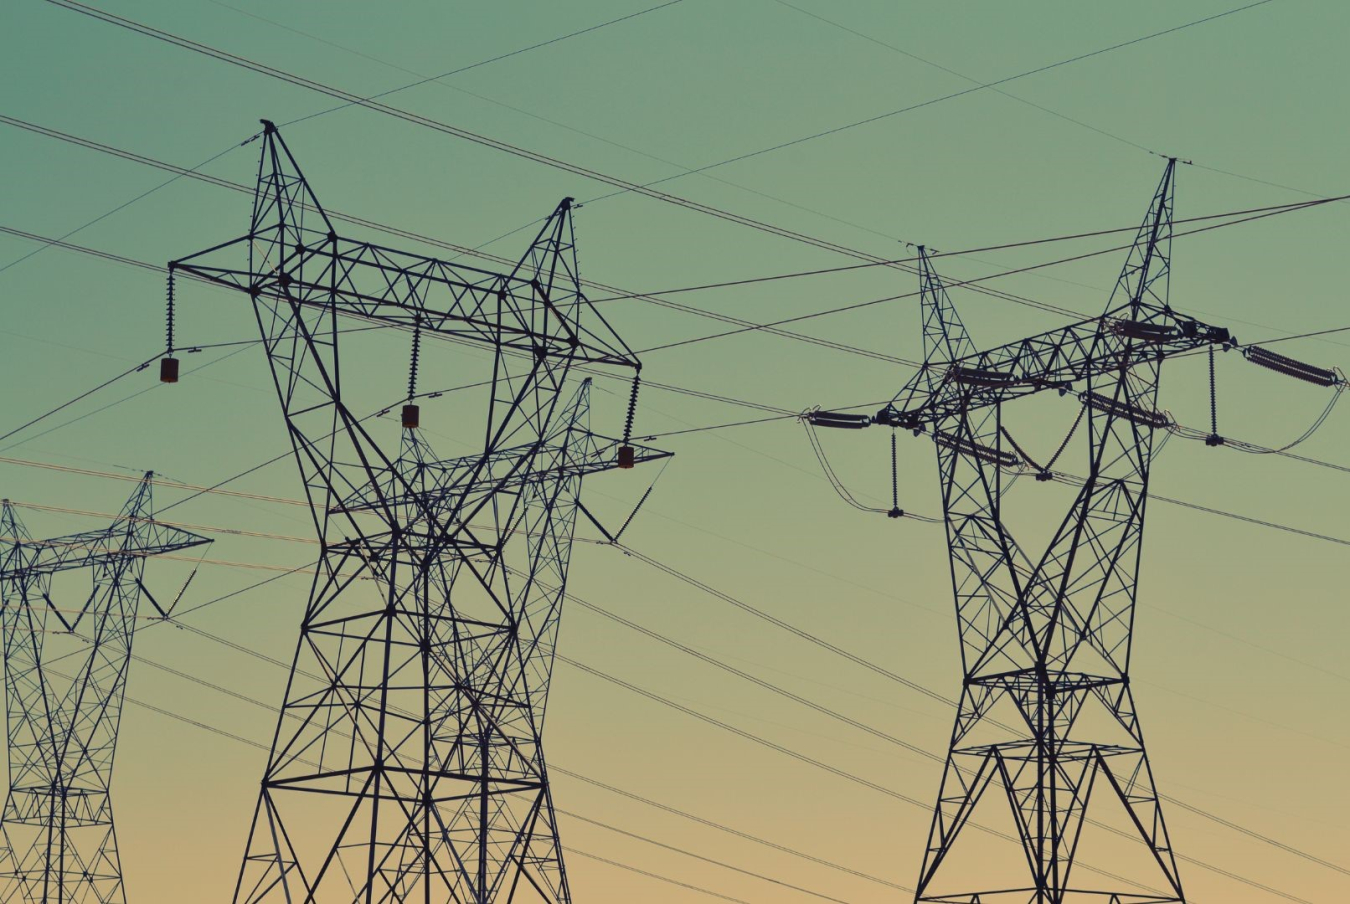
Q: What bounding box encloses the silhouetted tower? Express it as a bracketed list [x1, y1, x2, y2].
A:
[868, 161, 1236, 902]
[170, 122, 666, 904]
[0, 479, 209, 903]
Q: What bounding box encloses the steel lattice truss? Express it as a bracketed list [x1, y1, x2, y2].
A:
[0, 478, 208, 904]
[880, 161, 1232, 904]
[172, 122, 668, 904]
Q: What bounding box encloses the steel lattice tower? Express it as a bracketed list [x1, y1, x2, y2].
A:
[869, 161, 1235, 903]
[0, 478, 209, 903]
[171, 121, 667, 904]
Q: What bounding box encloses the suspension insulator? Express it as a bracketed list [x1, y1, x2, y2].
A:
[1243, 346, 1340, 387]
[933, 431, 1020, 468]
[807, 410, 873, 429]
[401, 404, 420, 429]
[1110, 320, 1175, 343]
[1081, 391, 1170, 429]
[950, 366, 1014, 387]
[159, 357, 179, 384]
[617, 445, 636, 469]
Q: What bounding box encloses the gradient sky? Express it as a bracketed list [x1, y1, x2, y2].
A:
[2, 1, 1349, 901]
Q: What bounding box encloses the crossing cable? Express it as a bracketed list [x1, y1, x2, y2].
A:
[575, 0, 1279, 199]
[274, 0, 689, 128]
[9, 485, 1344, 883]
[7, 338, 1339, 885]
[26, 653, 760, 904]
[11, 111, 1341, 343]
[33, 0, 1092, 323]
[635, 193, 1350, 354]
[564, 849, 753, 904]
[0, 354, 159, 445]
[47, 598, 1317, 902]
[8, 124, 1344, 370]
[0, 231, 806, 474]
[555, 654, 1307, 903]
[3, 0, 681, 272]
[768, 0, 1155, 156]
[550, 766, 910, 892]
[165, 624, 911, 895]
[4, 389, 1350, 548]
[0, 344, 253, 455]
[0, 123, 909, 367]
[11, 615, 795, 904]
[71, 612, 902, 897]
[205, 0, 1293, 328]
[554, 809, 855, 904]
[0, 227, 887, 423]
[37, 0, 1280, 325]
[10, 546, 905, 898]
[605, 541, 1350, 879]
[11, 498, 1347, 889]
[0, 132, 259, 276]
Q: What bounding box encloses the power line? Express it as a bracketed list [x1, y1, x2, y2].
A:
[29, 653, 766, 904]
[0, 135, 256, 275]
[73, 610, 903, 898]
[634, 193, 1350, 354]
[556, 654, 1307, 903]
[0, 353, 158, 444]
[575, 0, 1279, 196]
[768, 0, 1154, 156]
[10, 463, 1342, 887]
[275, 0, 690, 127]
[5, 0, 683, 274]
[21, 482, 1349, 890]
[585, 194, 1350, 303]
[556, 809, 857, 904]
[36, 0, 1094, 323]
[550, 766, 909, 891]
[604, 540, 1350, 884]
[14, 116, 1345, 373]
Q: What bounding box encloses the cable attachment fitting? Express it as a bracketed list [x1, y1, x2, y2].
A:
[402, 315, 423, 430]
[618, 371, 640, 469]
[160, 266, 179, 384]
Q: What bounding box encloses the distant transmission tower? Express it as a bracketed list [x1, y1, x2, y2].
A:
[814, 160, 1235, 902]
[0, 478, 209, 903]
[171, 121, 667, 903]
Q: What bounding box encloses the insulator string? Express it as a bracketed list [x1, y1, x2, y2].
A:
[1208, 344, 1220, 437]
[622, 373, 641, 445]
[407, 316, 422, 401]
[165, 267, 176, 355]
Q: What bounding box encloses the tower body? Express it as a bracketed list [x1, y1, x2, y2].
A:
[0, 480, 208, 903]
[876, 163, 1230, 903]
[173, 124, 664, 904]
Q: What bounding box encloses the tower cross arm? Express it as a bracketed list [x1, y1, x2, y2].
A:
[875, 302, 1233, 429]
[171, 235, 640, 369]
[2, 522, 210, 577]
[332, 436, 671, 515]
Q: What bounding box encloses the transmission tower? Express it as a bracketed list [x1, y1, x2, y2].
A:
[0, 478, 210, 903]
[170, 121, 668, 904]
[813, 160, 1235, 902]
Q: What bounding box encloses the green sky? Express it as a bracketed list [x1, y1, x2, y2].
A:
[2, 1, 1348, 901]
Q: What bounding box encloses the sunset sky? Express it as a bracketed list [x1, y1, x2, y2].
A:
[2, 1, 1348, 901]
